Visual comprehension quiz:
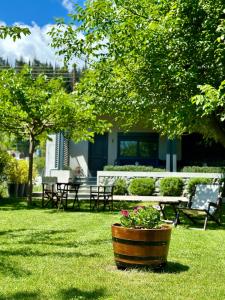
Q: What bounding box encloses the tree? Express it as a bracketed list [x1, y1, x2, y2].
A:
[50, 0, 225, 146]
[0, 66, 109, 205]
[0, 26, 30, 41]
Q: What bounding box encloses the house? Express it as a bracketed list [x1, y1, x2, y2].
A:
[45, 130, 225, 179]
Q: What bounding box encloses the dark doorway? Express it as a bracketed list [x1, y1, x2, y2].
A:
[182, 133, 225, 166]
[88, 133, 108, 176]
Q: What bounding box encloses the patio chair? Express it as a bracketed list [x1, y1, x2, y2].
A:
[175, 183, 223, 230]
[42, 176, 67, 210]
[90, 185, 114, 211]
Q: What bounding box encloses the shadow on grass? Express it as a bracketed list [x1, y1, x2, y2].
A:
[0, 291, 40, 300]
[0, 197, 142, 212]
[0, 247, 101, 258]
[115, 261, 189, 274]
[156, 261, 189, 274]
[162, 206, 225, 230]
[0, 260, 32, 278]
[0, 197, 28, 210]
[60, 287, 105, 300]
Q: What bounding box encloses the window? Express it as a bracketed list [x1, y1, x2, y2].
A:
[117, 133, 159, 164]
[120, 141, 137, 157]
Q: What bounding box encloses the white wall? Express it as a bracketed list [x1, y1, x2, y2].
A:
[45, 134, 56, 176]
[108, 131, 118, 165]
[69, 140, 89, 177]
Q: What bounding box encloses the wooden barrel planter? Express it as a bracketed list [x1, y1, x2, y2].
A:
[112, 223, 172, 269]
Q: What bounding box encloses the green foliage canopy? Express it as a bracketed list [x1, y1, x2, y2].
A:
[0, 66, 109, 203]
[0, 66, 108, 141]
[50, 0, 225, 146]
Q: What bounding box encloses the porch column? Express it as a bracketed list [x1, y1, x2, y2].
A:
[166, 138, 177, 172]
[55, 132, 65, 170]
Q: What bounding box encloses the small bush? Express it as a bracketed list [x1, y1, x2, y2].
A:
[181, 166, 224, 173]
[187, 177, 212, 195]
[113, 178, 128, 195]
[0, 181, 8, 198]
[104, 165, 166, 172]
[128, 178, 155, 196]
[160, 177, 184, 196]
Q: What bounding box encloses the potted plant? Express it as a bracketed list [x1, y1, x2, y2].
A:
[6, 157, 20, 197]
[112, 206, 172, 269]
[6, 158, 36, 197]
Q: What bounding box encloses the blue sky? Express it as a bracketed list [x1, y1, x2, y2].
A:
[0, 0, 69, 26]
[0, 0, 84, 67]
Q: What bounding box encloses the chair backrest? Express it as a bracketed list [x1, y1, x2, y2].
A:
[42, 177, 58, 184]
[42, 177, 58, 192]
[191, 184, 221, 212]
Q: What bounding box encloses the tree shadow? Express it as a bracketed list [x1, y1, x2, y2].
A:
[60, 287, 105, 300]
[0, 248, 101, 259]
[0, 197, 28, 210]
[0, 291, 39, 300]
[0, 260, 32, 278]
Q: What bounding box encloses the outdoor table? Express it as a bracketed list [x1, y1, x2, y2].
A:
[158, 197, 188, 222]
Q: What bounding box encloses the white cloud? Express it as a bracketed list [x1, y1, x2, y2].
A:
[61, 0, 74, 13]
[0, 22, 63, 67]
[0, 22, 84, 69]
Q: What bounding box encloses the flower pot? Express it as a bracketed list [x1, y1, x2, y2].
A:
[111, 223, 172, 269]
[8, 183, 18, 198]
[17, 184, 25, 197]
[23, 183, 29, 197]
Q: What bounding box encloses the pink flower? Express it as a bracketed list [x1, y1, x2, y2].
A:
[121, 210, 129, 217]
[133, 206, 145, 213]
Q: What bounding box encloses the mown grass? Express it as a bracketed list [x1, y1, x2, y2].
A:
[0, 198, 225, 300]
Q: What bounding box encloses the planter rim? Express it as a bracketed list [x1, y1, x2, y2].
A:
[112, 223, 172, 231]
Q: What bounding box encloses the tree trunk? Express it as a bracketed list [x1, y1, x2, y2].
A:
[27, 134, 35, 206]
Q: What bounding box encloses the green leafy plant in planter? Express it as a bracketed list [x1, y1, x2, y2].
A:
[6, 157, 18, 197]
[6, 158, 37, 197]
[120, 206, 161, 229]
[113, 178, 128, 195]
[112, 206, 172, 269]
[160, 177, 184, 196]
[128, 178, 155, 195]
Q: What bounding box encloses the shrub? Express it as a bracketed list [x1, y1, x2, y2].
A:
[113, 178, 128, 195]
[128, 178, 155, 196]
[181, 166, 224, 173]
[104, 165, 166, 172]
[0, 182, 8, 198]
[187, 177, 212, 195]
[160, 177, 184, 196]
[0, 149, 11, 180]
[6, 158, 38, 183]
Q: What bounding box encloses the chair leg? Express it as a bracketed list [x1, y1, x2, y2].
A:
[159, 203, 166, 219]
[203, 215, 208, 230]
[174, 212, 180, 227]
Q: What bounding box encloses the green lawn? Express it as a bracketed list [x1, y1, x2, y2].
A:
[0, 199, 225, 300]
